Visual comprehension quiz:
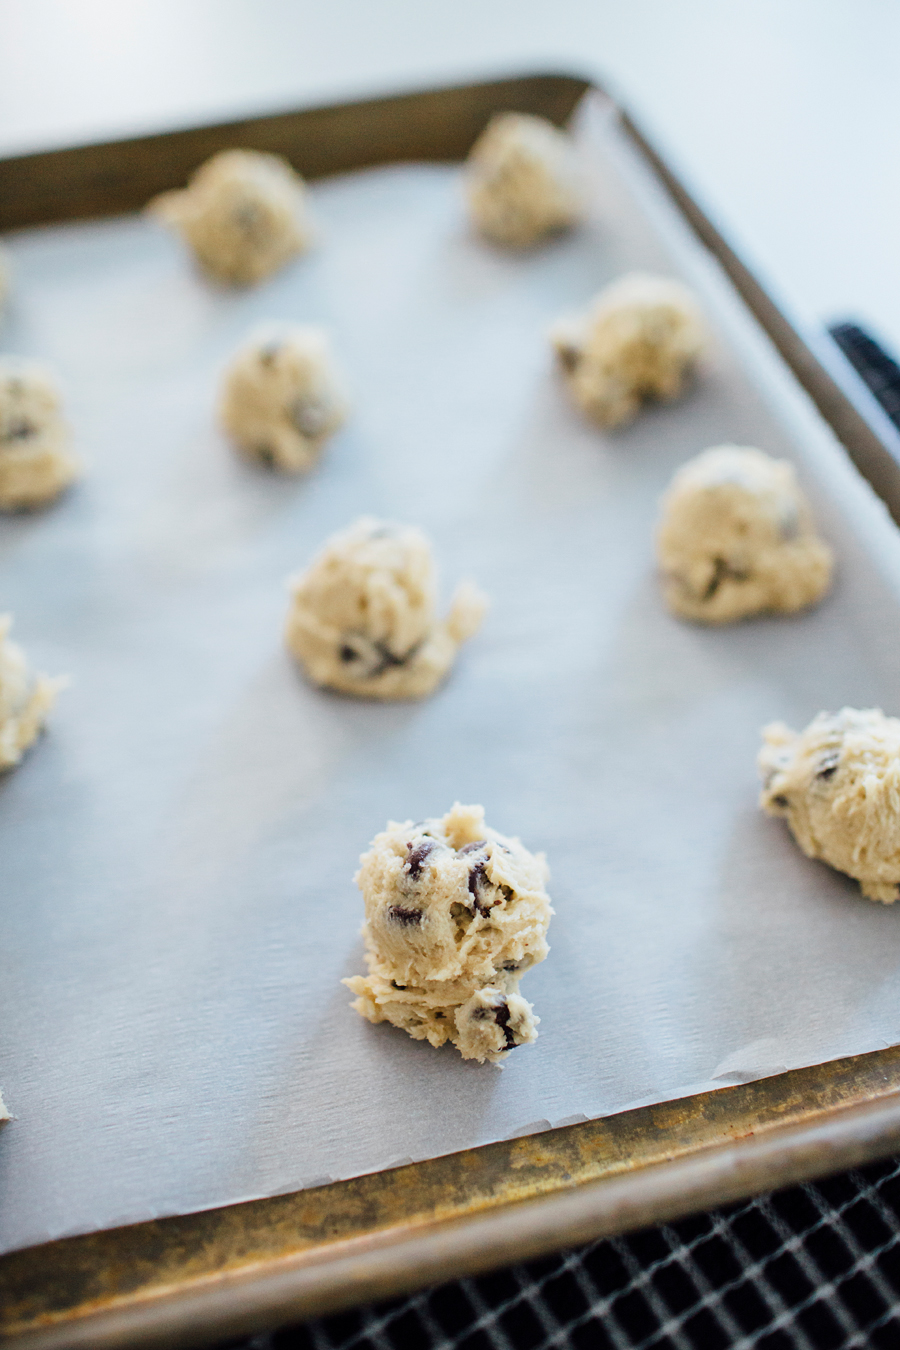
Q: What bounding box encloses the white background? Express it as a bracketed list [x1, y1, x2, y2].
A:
[2, 0, 900, 357]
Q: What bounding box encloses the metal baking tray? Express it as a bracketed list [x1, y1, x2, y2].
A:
[3, 73, 900, 1350]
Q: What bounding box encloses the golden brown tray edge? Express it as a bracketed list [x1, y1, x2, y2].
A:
[3, 1048, 900, 1349]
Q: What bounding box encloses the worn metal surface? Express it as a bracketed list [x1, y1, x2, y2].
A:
[3, 1049, 900, 1348]
[0, 74, 589, 231]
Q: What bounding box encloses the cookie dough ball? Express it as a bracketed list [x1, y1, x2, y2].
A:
[344, 802, 553, 1064]
[285, 517, 487, 700]
[464, 112, 585, 248]
[759, 708, 900, 903]
[0, 615, 63, 771]
[219, 325, 347, 473]
[150, 149, 312, 286]
[657, 445, 833, 623]
[550, 273, 705, 428]
[0, 359, 80, 512]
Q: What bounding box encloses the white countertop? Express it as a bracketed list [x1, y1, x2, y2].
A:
[2, 0, 899, 355]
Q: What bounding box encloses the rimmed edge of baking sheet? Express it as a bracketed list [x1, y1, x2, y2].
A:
[4, 70, 900, 1348]
[3, 1049, 900, 1349]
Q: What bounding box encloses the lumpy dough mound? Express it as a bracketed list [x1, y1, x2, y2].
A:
[285, 517, 487, 700]
[550, 272, 705, 428]
[464, 112, 585, 248]
[657, 445, 833, 623]
[0, 359, 80, 511]
[344, 803, 553, 1064]
[150, 149, 312, 286]
[759, 708, 900, 903]
[219, 325, 347, 473]
[0, 615, 62, 770]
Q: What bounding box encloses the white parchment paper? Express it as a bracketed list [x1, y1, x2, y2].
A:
[3, 99, 900, 1255]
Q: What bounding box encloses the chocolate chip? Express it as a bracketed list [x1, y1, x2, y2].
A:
[404, 838, 437, 881]
[501, 961, 520, 972]
[434, 1011, 444, 1019]
[2, 420, 36, 441]
[255, 444, 276, 466]
[458, 840, 488, 855]
[387, 905, 423, 925]
[336, 631, 421, 680]
[816, 753, 840, 780]
[703, 556, 749, 600]
[557, 343, 581, 373]
[494, 1000, 517, 1050]
[772, 794, 789, 808]
[390, 980, 407, 990]
[467, 857, 494, 915]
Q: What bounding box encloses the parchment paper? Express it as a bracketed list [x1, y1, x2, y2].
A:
[3, 98, 900, 1256]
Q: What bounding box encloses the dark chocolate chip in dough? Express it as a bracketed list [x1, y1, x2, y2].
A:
[458, 840, 488, 855]
[404, 838, 437, 880]
[703, 556, 749, 600]
[2, 420, 36, 442]
[772, 794, 789, 808]
[467, 856, 494, 915]
[816, 753, 841, 780]
[494, 1000, 517, 1049]
[557, 343, 581, 373]
[254, 444, 276, 467]
[387, 905, 423, 926]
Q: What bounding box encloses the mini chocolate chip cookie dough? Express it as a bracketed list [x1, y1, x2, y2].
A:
[344, 803, 553, 1064]
[0, 359, 80, 512]
[150, 149, 312, 286]
[550, 272, 705, 428]
[464, 112, 585, 248]
[657, 445, 833, 623]
[0, 615, 63, 771]
[285, 517, 487, 700]
[760, 708, 900, 903]
[219, 325, 347, 473]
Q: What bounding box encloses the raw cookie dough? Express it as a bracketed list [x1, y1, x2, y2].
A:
[550, 272, 705, 428]
[657, 445, 833, 623]
[0, 615, 62, 771]
[759, 708, 900, 903]
[464, 112, 585, 248]
[0, 359, 80, 511]
[285, 517, 487, 700]
[219, 324, 347, 472]
[150, 149, 312, 286]
[344, 802, 553, 1064]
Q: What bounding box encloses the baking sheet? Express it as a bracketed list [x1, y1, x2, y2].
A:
[3, 96, 900, 1257]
